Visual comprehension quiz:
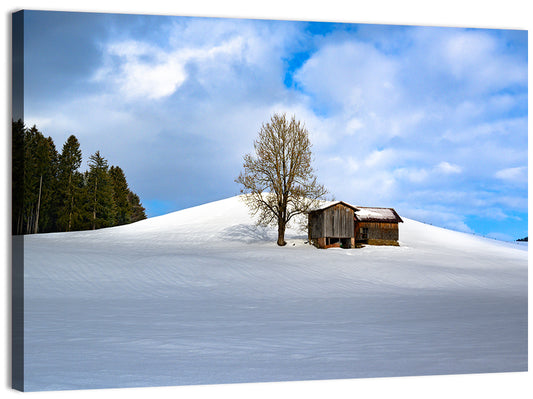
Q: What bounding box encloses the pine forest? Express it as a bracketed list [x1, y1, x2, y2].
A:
[12, 120, 147, 235]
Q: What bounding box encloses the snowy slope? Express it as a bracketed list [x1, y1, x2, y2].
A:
[22, 196, 527, 391]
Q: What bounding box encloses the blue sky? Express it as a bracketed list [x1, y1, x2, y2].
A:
[22, 10, 528, 241]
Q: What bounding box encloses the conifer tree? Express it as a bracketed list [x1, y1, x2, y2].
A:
[13, 121, 147, 234]
[57, 135, 83, 231]
[12, 120, 25, 235]
[109, 166, 131, 225]
[127, 192, 147, 223]
[22, 126, 40, 233]
[22, 126, 57, 234]
[74, 171, 91, 231]
[39, 137, 60, 232]
[86, 151, 116, 230]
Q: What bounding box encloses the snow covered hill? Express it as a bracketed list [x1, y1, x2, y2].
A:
[22, 196, 528, 391]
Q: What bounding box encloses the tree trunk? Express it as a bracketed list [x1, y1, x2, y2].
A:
[34, 175, 43, 234]
[17, 213, 23, 235]
[277, 218, 286, 246]
[67, 172, 72, 232]
[92, 175, 98, 230]
[26, 207, 32, 234]
[68, 195, 74, 232]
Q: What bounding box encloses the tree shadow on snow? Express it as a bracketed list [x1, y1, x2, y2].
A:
[220, 224, 276, 243]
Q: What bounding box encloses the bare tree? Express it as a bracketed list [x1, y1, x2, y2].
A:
[236, 113, 328, 246]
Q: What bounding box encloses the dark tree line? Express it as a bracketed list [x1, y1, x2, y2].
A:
[12, 120, 147, 235]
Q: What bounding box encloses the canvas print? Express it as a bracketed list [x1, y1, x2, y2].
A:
[12, 10, 527, 392]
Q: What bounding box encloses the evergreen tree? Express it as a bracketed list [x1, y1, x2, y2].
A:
[13, 121, 148, 233]
[57, 135, 83, 231]
[74, 171, 92, 231]
[12, 120, 25, 235]
[22, 126, 39, 233]
[109, 166, 131, 225]
[39, 137, 60, 233]
[86, 151, 116, 230]
[127, 191, 147, 222]
[22, 126, 57, 234]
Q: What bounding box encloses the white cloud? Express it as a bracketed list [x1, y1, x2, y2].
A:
[346, 117, 364, 135]
[442, 117, 527, 144]
[95, 36, 247, 100]
[443, 31, 497, 78]
[364, 148, 398, 168]
[495, 166, 528, 184]
[411, 28, 527, 94]
[494, 196, 528, 210]
[23, 115, 53, 131]
[436, 161, 462, 174]
[393, 167, 429, 183]
[327, 156, 360, 174]
[119, 55, 187, 100]
[294, 40, 399, 114]
[476, 208, 517, 222]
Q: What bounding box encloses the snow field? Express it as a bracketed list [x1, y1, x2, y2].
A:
[22, 196, 527, 391]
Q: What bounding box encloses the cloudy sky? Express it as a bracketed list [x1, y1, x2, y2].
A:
[22, 10, 527, 241]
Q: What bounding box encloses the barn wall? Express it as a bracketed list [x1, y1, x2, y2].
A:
[308, 212, 324, 239]
[323, 205, 354, 238]
[309, 205, 355, 240]
[308, 204, 356, 248]
[355, 222, 399, 242]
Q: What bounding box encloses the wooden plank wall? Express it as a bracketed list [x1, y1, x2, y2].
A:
[324, 205, 354, 238]
[308, 212, 323, 239]
[308, 204, 355, 240]
[355, 222, 399, 241]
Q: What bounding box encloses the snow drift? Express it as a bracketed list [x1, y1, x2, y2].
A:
[22, 196, 527, 391]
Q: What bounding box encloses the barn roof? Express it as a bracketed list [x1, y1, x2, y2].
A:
[308, 201, 403, 223]
[354, 207, 403, 223]
[308, 200, 359, 213]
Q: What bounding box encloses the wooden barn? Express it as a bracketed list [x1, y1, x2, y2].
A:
[354, 206, 403, 246]
[307, 201, 403, 248]
[308, 201, 358, 249]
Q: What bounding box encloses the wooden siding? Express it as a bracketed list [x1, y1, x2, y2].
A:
[308, 211, 323, 239]
[308, 202, 401, 248]
[309, 204, 354, 239]
[355, 221, 399, 242]
[324, 204, 354, 238]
